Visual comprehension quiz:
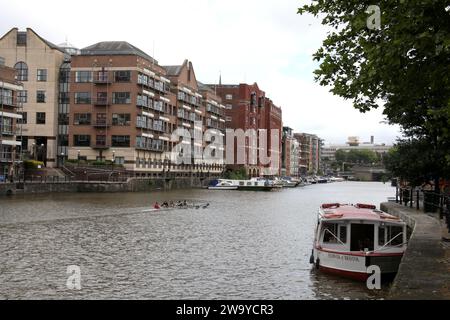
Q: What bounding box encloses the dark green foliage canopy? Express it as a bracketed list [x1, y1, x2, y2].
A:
[298, 1, 450, 183]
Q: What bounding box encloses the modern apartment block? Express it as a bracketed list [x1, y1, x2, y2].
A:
[0, 60, 23, 181]
[163, 60, 225, 174]
[294, 132, 323, 175]
[209, 83, 282, 177]
[67, 44, 225, 175]
[67, 41, 176, 173]
[282, 126, 299, 177]
[0, 28, 66, 167]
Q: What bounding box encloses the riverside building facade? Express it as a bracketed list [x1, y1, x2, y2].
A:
[209, 83, 282, 177]
[67, 43, 225, 175]
[0, 60, 23, 181]
[0, 28, 66, 167]
[164, 60, 225, 175]
[68, 41, 176, 173]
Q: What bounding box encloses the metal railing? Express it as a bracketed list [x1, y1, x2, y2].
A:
[396, 186, 450, 232]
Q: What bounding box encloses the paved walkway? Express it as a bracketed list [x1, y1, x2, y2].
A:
[381, 202, 450, 300]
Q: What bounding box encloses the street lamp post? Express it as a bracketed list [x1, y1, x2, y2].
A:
[77, 150, 81, 167]
[112, 150, 115, 172]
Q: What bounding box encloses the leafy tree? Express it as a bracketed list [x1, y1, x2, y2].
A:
[335, 149, 378, 164]
[298, 1, 450, 186]
[384, 138, 450, 188]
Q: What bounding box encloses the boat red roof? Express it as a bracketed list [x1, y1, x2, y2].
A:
[320, 204, 401, 222]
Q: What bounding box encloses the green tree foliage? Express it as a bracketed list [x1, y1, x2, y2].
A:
[384, 138, 450, 187]
[335, 149, 378, 164]
[298, 1, 450, 182]
[223, 167, 248, 180]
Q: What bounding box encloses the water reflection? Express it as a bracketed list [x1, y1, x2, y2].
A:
[0, 182, 395, 299]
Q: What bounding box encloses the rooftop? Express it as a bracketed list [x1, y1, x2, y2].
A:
[163, 65, 183, 76]
[81, 41, 157, 64]
[320, 204, 403, 223]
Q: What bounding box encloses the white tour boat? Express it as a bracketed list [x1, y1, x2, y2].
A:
[310, 203, 407, 281]
[208, 178, 273, 191]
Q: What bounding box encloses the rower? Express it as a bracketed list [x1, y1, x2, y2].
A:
[153, 202, 161, 210]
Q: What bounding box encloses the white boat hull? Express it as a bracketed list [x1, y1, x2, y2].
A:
[208, 186, 238, 190]
[312, 247, 403, 281]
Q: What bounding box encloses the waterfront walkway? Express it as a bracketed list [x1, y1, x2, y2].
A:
[381, 202, 450, 300]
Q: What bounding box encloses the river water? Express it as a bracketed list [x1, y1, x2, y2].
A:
[0, 181, 395, 300]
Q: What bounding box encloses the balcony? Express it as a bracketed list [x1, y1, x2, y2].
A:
[0, 97, 16, 107]
[92, 143, 110, 150]
[92, 121, 110, 128]
[93, 75, 112, 85]
[1, 125, 14, 135]
[137, 99, 149, 108]
[135, 143, 164, 152]
[152, 125, 165, 133]
[93, 98, 111, 106]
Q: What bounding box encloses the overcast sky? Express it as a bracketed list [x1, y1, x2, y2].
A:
[1, 0, 401, 145]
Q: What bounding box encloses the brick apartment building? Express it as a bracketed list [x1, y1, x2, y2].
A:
[0, 59, 23, 181]
[209, 82, 282, 177]
[163, 59, 225, 173]
[68, 43, 225, 175]
[294, 132, 322, 175]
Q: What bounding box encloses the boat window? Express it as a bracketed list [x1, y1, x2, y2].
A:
[387, 226, 403, 246]
[239, 181, 244, 186]
[350, 224, 374, 251]
[323, 223, 339, 243]
[247, 182, 252, 186]
[339, 225, 347, 243]
[379, 225, 403, 246]
[378, 227, 385, 246]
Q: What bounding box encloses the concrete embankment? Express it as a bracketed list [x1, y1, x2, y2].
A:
[380, 202, 450, 300]
[0, 177, 213, 196]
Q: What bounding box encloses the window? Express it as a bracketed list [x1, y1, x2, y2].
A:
[18, 112, 27, 124]
[379, 225, 403, 246]
[97, 71, 109, 82]
[17, 32, 27, 46]
[323, 223, 340, 243]
[225, 94, 233, 100]
[75, 92, 91, 104]
[112, 113, 130, 126]
[36, 112, 46, 124]
[74, 113, 91, 125]
[339, 226, 347, 243]
[58, 134, 68, 147]
[1, 117, 13, 134]
[112, 92, 131, 104]
[111, 135, 130, 147]
[74, 135, 91, 147]
[58, 113, 69, 125]
[250, 92, 257, 106]
[59, 69, 70, 83]
[0, 88, 12, 105]
[75, 71, 92, 83]
[115, 71, 131, 82]
[59, 92, 70, 104]
[36, 90, 46, 103]
[226, 116, 232, 122]
[14, 62, 28, 81]
[226, 104, 232, 109]
[37, 69, 47, 82]
[114, 157, 125, 165]
[96, 135, 106, 147]
[18, 90, 27, 103]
